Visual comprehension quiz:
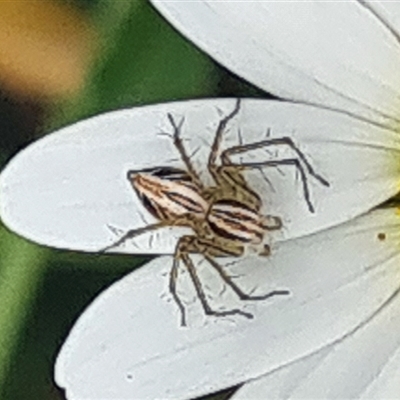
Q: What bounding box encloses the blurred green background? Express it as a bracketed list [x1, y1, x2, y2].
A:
[0, 1, 269, 399]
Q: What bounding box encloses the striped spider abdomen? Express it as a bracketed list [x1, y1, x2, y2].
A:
[207, 199, 266, 245]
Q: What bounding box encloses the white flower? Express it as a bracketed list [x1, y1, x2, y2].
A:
[1, 1, 400, 399]
[1, 98, 400, 399]
[148, 1, 400, 398]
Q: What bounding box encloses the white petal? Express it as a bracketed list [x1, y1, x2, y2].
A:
[152, 0, 400, 124]
[361, 343, 400, 399]
[363, 1, 400, 39]
[1, 99, 399, 253]
[234, 277, 400, 399]
[233, 348, 332, 399]
[55, 208, 400, 399]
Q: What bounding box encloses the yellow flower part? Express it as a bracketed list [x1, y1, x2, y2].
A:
[0, 1, 96, 98]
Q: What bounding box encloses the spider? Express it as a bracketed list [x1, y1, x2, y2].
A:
[101, 99, 329, 325]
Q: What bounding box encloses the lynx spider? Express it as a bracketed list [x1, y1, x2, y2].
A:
[102, 100, 329, 325]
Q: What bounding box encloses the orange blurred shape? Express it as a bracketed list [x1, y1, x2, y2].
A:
[0, 1, 97, 99]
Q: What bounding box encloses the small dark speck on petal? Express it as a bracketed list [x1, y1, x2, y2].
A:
[126, 373, 133, 381]
[377, 232, 386, 241]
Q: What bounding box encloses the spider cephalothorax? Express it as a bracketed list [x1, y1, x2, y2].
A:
[128, 166, 208, 222]
[102, 99, 329, 325]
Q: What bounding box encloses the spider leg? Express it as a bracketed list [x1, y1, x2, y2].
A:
[203, 253, 290, 301]
[181, 252, 254, 320]
[169, 257, 187, 326]
[99, 222, 164, 253]
[166, 113, 203, 188]
[173, 235, 253, 322]
[208, 99, 241, 181]
[221, 158, 318, 213]
[221, 136, 329, 187]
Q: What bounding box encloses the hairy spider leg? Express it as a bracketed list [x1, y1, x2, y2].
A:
[220, 137, 329, 213]
[99, 222, 166, 253]
[99, 206, 206, 253]
[221, 160, 317, 213]
[169, 258, 186, 325]
[221, 136, 330, 187]
[166, 113, 204, 189]
[171, 235, 289, 325]
[202, 99, 267, 212]
[172, 235, 255, 325]
[203, 253, 290, 301]
[208, 99, 241, 182]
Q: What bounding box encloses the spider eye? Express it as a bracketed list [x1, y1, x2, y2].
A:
[152, 167, 192, 182]
[153, 167, 179, 177]
[127, 167, 192, 183]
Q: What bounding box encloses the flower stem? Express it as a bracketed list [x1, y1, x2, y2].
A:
[0, 225, 47, 389]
